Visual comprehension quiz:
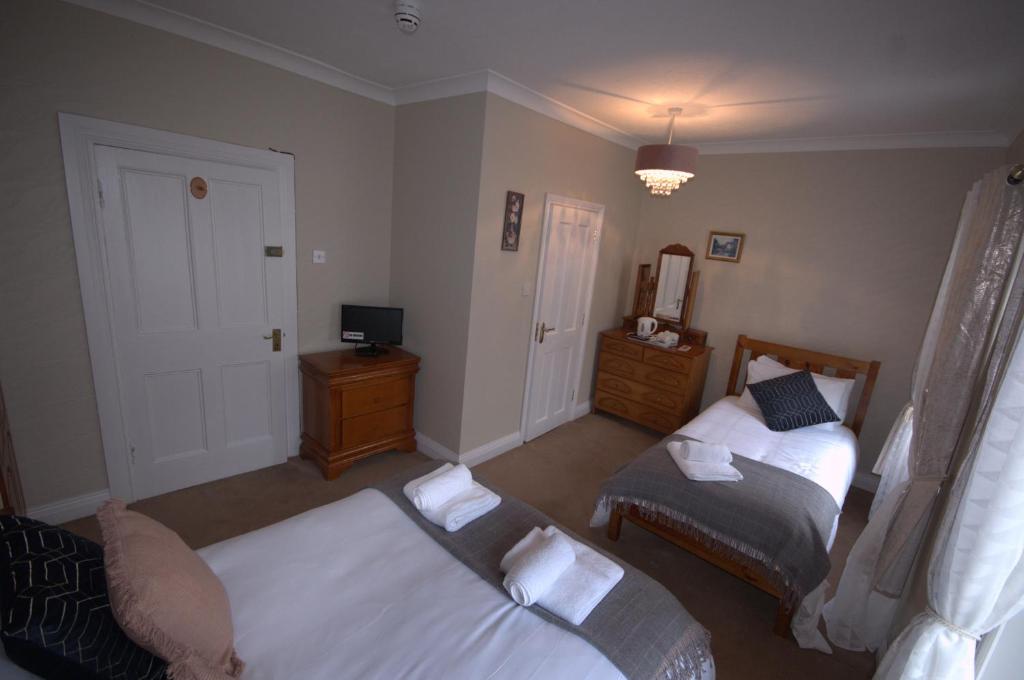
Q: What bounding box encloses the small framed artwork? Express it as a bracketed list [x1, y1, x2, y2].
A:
[501, 191, 525, 252]
[705, 231, 745, 263]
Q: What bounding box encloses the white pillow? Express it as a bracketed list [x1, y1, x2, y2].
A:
[738, 355, 855, 430]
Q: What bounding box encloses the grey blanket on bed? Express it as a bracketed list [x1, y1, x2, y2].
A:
[593, 434, 839, 605]
[373, 461, 712, 680]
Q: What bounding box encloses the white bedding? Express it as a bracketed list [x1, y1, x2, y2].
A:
[199, 489, 627, 680]
[678, 395, 859, 548]
[1, 489, 718, 680]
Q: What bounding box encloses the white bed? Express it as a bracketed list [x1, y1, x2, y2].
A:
[679, 395, 858, 548]
[1, 489, 714, 680]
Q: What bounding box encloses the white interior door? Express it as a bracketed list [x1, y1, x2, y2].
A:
[523, 195, 604, 441]
[94, 145, 289, 499]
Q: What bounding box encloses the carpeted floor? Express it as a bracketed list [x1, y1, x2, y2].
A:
[64, 413, 875, 680]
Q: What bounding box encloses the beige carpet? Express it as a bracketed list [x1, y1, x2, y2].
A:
[64, 413, 874, 679]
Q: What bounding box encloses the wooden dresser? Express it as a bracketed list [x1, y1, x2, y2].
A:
[593, 329, 711, 434]
[299, 348, 420, 480]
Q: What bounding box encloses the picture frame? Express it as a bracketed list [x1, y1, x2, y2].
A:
[501, 190, 525, 252]
[705, 231, 745, 263]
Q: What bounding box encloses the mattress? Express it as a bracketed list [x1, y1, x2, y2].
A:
[678, 395, 858, 547]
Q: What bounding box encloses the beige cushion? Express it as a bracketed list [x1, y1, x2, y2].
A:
[97, 500, 245, 680]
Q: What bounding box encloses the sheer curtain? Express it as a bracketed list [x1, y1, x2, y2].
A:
[877, 265, 1024, 679]
[824, 167, 1024, 654]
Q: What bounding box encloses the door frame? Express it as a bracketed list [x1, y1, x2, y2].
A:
[58, 113, 298, 502]
[520, 193, 605, 441]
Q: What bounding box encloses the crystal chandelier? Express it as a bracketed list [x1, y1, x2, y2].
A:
[634, 108, 697, 197]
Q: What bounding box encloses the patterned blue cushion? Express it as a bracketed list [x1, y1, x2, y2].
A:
[747, 370, 840, 432]
[0, 515, 167, 680]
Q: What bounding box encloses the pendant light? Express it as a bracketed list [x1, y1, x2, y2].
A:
[634, 107, 697, 197]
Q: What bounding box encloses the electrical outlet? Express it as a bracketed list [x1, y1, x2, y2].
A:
[312, 249, 326, 264]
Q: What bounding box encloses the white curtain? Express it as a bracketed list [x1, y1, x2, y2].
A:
[875, 311, 1024, 679]
[824, 167, 1024, 654]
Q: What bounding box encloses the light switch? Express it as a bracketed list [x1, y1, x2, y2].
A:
[312, 249, 326, 264]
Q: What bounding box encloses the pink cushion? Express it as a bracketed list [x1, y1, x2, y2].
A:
[97, 500, 244, 680]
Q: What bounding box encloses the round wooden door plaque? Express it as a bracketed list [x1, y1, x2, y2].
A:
[189, 176, 208, 199]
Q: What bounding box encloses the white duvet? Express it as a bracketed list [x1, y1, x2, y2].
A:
[679, 396, 858, 514]
[1, 489, 720, 680]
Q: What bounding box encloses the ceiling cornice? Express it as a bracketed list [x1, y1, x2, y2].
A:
[65, 0, 1011, 154]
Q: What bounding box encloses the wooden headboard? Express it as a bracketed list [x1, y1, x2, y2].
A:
[726, 335, 882, 437]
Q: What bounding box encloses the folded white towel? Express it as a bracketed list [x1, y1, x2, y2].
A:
[402, 463, 453, 503]
[669, 447, 744, 482]
[433, 483, 501, 532]
[502, 531, 576, 606]
[402, 464, 501, 531]
[500, 526, 624, 625]
[667, 439, 732, 464]
[412, 463, 472, 511]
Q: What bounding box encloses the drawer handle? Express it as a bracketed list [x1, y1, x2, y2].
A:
[604, 378, 629, 393]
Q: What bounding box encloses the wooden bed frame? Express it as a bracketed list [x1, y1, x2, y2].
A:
[607, 334, 881, 637]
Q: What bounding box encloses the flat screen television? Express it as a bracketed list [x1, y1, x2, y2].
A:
[341, 305, 403, 356]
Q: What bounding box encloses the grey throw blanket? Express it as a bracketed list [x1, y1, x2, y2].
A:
[593, 435, 839, 605]
[373, 461, 712, 680]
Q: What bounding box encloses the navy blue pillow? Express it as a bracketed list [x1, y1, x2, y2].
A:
[747, 370, 840, 432]
[0, 515, 167, 680]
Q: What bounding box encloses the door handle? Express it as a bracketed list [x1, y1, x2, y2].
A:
[538, 322, 556, 343]
[263, 328, 281, 351]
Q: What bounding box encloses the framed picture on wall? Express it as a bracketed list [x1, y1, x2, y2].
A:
[705, 231, 745, 263]
[501, 191, 525, 252]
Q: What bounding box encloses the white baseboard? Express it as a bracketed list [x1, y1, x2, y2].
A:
[415, 433, 460, 463]
[572, 400, 592, 420]
[852, 471, 880, 493]
[27, 489, 111, 525]
[460, 431, 522, 467]
[416, 430, 523, 468]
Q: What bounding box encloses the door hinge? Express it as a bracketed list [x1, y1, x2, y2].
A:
[128, 443, 136, 465]
[97, 178, 105, 209]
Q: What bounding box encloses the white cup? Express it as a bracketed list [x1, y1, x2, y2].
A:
[637, 316, 658, 338]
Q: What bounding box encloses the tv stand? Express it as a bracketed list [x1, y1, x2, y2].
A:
[354, 343, 389, 357]
[299, 347, 420, 480]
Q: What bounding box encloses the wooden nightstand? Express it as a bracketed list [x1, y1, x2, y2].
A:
[299, 348, 420, 479]
[593, 329, 711, 434]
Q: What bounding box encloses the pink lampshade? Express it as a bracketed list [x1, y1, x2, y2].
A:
[634, 144, 698, 175]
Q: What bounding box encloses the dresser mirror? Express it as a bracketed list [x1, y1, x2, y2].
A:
[652, 244, 695, 323]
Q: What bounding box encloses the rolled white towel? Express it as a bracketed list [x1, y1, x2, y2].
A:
[402, 463, 453, 504]
[413, 463, 472, 511]
[502, 531, 576, 606]
[669, 447, 744, 482]
[667, 439, 732, 464]
[434, 484, 502, 532]
[500, 526, 624, 625]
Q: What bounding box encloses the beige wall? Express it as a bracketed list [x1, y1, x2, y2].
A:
[0, 0, 395, 506]
[390, 95, 488, 453]
[458, 94, 640, 452]
[632, 147, 1003, 475]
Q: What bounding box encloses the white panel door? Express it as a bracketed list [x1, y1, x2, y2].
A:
[524, 196, 604, 441]
[95, 145, 287, 499]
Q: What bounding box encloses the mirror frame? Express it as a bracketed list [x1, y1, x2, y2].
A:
[652, 243, 695, 325]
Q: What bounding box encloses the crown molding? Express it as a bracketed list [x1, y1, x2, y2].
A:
[695, 130, 1009, 155]
[67, 0, 1012, 155]
[65, 0, 395, 104]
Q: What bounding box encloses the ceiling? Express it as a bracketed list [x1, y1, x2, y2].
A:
[92, 0, 1024, 148]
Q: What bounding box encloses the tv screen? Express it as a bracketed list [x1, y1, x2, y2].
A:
[341, 305, 403, 346]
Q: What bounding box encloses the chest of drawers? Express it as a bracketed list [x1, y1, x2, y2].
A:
[593, 329, 711, 434]
[299, 348, 419, 479]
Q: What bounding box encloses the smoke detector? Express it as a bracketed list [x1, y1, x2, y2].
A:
[394, 0, 422, 34]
